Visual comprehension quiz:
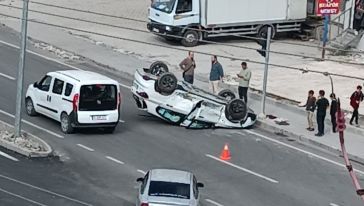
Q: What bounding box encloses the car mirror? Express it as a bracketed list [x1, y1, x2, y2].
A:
[197, 182, 204, 188]
[33, 82, 38, 88]
[136, 177, 144, 182]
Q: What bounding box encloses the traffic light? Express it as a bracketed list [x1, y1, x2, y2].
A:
[256, 39, 267, 57]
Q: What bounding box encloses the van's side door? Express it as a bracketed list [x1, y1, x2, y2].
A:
[49, 78, 65, 121]
[33, 75, 53, 117]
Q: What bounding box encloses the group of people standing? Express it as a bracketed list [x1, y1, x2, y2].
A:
[179, 51, 252, 103]
[303, 86, 364, 137]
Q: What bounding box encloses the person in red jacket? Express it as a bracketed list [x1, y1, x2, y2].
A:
[350, 85, 364, 126]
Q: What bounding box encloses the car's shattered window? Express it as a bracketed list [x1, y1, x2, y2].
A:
[157, 107, 186, 123]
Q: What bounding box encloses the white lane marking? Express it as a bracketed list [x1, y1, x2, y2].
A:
[105, 156, 124, 165]
[0, 72, 15, 81]
[137, 169, 146, 175]
[205, 199, 224, 206]
[76, 144, 95, 152]
[0, 187, 47, 206]
[246, 130, 364, 175]
[0, 40, 132, 89]
[0, 109, 64, 139]
[0, 174, 93, 206]
[0, 150, 19, 162]
[119, 120, 125, 123]
[329, 203, 340, 206]
[206, 154, 279, 184]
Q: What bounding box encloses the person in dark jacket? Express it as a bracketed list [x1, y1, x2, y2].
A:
[179, 51, 196, 84]
[330, 93, 338, 133]
[301, 90, 316, 131]
[350, 85, 364, 126]
[315, 90, 329, 137]
[209, 55, 224, 94]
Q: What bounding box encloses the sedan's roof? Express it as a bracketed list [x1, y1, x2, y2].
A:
[150, 169, 192, 184]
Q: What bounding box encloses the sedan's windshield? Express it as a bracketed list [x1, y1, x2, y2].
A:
[149, 181, 190, 199]
[151, 0, 176, 13]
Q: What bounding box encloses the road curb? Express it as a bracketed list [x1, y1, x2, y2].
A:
[0, 120, 53, 158]
[256, 119, 364, 165]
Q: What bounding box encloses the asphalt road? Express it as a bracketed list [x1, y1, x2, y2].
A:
[0, 31, 364, 206]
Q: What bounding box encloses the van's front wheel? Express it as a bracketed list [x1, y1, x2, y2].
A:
[61, 112, 74, 134]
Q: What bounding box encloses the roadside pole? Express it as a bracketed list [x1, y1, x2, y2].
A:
[14, 0, 29, 137]
[260, 27, 272, 116]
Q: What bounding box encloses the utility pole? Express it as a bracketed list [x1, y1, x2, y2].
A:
[260, 27, 272, 116]
[14, 0, 29, 137]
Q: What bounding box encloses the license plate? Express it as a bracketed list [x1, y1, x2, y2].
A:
[152, 28, 159, 33]
[92, 115, 107, 120]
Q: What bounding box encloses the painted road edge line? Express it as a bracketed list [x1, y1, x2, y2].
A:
[329, 203, 340, 206]
[137, 169, 146, 175]
[0, 72, 15, 81]
[119, 120, 125, 123]
[0, 151, 19, 162]
[0, 40, 131, 89]
[0, 109, 64, 139]
[206, 154, 279, 184]
[245, 130, 364, 176]
[105, 156, 124, 165]
[205, 199, 224, 206]
[0, 187, 47, 206]
[76, 144, 95, 152]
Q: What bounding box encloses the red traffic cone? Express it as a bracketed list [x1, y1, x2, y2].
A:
[220, 143, 231, 161]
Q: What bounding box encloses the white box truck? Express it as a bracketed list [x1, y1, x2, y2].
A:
[147, 0, 308, 46]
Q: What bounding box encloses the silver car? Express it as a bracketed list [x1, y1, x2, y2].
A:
[136, 169, 204, 206]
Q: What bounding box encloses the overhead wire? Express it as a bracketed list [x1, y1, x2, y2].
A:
[1, 3, 364, 66]
[0, 12, 363, 81]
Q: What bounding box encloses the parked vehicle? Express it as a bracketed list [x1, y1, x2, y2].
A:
[147, 0, 307, 46]
[131, 62, 256, 129]
[25, 70, 121, 134]
[136, 169, 204, 206]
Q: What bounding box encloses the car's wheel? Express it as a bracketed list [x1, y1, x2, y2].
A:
[104, 126, 116, 134]
[225, 99, 247, 122]
[60, 112, 74, 134]
[157, 72, 178, 95]
[150, 61, 169, 76]
[181, 30, 199, 47]
[218, 89, 236, 101]
[257, 25, 275, 39]
[25, 97, 37, 116]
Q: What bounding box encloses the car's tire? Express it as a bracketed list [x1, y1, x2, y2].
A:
[218, 89, 236, 101]
[157, 72, 178, 95]
[104, 126, 116, 134]
[60, 112, 74, 134]
[150, 61, 169, 76]
[225, 99, 247, 122]
[25, 97, 37, 116]
[181, 30, 199, 47]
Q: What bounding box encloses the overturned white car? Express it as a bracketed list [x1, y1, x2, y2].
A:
[131, 62, 256, 129]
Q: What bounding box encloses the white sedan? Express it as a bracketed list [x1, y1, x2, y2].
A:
[131, 61, 256, 129]
[136, 169, 204, 206]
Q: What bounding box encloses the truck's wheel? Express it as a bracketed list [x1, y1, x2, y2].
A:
[225, 99, 247, 123]
[218, 89, 236, 101]
[258, 25, 275, 39]
[157, 72, 178, 95]
[181, 30, 199, 47]
[150, 61, 169, 76]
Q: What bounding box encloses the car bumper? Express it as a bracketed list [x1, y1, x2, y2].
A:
[70, 112, 119, 128]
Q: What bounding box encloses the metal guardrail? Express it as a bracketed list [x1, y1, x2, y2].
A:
[329, 8, 352, 41]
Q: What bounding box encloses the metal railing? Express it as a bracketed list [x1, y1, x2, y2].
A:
[329, 7, 353, 41]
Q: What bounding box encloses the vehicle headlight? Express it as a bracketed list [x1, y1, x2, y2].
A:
[165, 26, 172, 31]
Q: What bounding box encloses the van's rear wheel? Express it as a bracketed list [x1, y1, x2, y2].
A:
[25, 98, 37, 116]
[61, 113, 74, 134]
[181, 30, 199, 47]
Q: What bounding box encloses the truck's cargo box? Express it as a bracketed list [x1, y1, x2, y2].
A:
[200, 0, 307, 27]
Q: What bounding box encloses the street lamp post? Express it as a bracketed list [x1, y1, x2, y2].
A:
[14, 0, 29, 137]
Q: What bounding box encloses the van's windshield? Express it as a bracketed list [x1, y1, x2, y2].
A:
[151, 0, 176, 13]
[79, 84, 117, 111]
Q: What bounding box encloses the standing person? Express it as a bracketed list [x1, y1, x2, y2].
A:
[315, 90, 329, 137]
[350, 85, 364, 126]
[179, 51, 196, 84]
[330, 93, 338, 133]
[209, 55, 224, 95]
[301, 90, 316, 131]
[236, 62, 251, 103]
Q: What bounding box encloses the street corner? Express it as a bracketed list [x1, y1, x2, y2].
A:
[0, 119, 52, 158]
